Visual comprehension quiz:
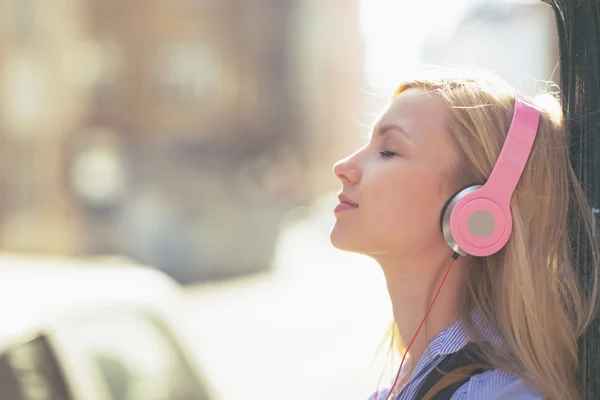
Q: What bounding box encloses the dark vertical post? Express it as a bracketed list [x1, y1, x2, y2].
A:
[545, 1, 600, 398]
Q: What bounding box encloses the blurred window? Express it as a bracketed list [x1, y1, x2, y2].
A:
[60, 310, 203, 400]
[155, 42, 221, 103]
[8, 0, 34, 41]
[0, 336, 71, 400]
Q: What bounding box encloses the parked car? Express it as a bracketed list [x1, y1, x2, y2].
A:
[0, 254, 219, 400]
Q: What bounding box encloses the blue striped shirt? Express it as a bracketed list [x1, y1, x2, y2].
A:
[368, 313, 544, 399]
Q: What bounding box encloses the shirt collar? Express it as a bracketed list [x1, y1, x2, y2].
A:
[405, 309, 506, 381]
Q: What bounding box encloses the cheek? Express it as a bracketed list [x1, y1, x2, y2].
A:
[360, 170, 445, 245]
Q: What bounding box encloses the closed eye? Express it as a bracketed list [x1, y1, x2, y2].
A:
[379, 151, 398, 158]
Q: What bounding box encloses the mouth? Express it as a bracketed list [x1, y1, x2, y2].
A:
[335, 194, 359, 213]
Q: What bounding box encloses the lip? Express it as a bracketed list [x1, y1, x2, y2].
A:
[334, 203, 358, 213]
[334, 193, 359, 213]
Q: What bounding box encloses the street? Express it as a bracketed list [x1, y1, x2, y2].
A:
[183, 193, 396, 399]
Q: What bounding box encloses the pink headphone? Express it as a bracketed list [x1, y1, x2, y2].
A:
[440, 94, 541, 257]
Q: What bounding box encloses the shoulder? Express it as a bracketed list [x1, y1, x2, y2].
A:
[450, 369, 545, 400]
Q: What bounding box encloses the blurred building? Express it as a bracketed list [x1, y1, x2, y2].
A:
[0, 0, 364, 282]
[0, 0, 88, 255]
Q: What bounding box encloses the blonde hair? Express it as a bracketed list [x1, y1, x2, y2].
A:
[383, 68, 599, 400]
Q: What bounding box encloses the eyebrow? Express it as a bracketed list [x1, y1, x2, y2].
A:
[374, 123, 411, 139]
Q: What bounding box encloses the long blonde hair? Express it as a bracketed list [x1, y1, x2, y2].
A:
[383, 69, 599, 400]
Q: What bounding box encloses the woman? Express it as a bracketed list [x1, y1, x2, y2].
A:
[330, 69, 598, 400]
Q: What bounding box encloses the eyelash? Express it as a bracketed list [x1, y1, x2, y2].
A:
[379, 150, 398, 159]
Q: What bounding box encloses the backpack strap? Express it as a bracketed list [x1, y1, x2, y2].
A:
[415, 343, 493, 400]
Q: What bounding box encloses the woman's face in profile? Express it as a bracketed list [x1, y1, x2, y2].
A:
[330, 89, 461, 260]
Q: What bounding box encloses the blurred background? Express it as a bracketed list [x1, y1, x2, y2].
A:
[0, 0, 561, 399]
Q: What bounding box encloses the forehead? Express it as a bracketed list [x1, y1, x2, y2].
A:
[377, 88, 448, 141]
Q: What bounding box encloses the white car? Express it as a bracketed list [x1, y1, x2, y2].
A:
[0, 254, 219, 400]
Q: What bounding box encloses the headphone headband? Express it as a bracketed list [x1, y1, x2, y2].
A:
[484, 94, 540, 205]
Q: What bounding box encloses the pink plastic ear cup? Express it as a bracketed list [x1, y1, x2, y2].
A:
[444, 94, 540, 257]
[449, 188, 512, 257]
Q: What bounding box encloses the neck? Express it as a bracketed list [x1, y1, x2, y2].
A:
[376, 249, 467, 375]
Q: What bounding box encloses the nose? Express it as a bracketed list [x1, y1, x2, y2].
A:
[333, 155, 361, 185]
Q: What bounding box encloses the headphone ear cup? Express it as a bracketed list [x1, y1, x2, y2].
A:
[439, 195, 456, 233]
[440, 187, 472, 233]
[440, 185, 483, 256]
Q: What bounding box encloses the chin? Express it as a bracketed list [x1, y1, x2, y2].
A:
[329, 223, 364, 253]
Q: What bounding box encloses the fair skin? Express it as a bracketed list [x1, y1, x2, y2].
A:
[331, 88, 470, 382]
